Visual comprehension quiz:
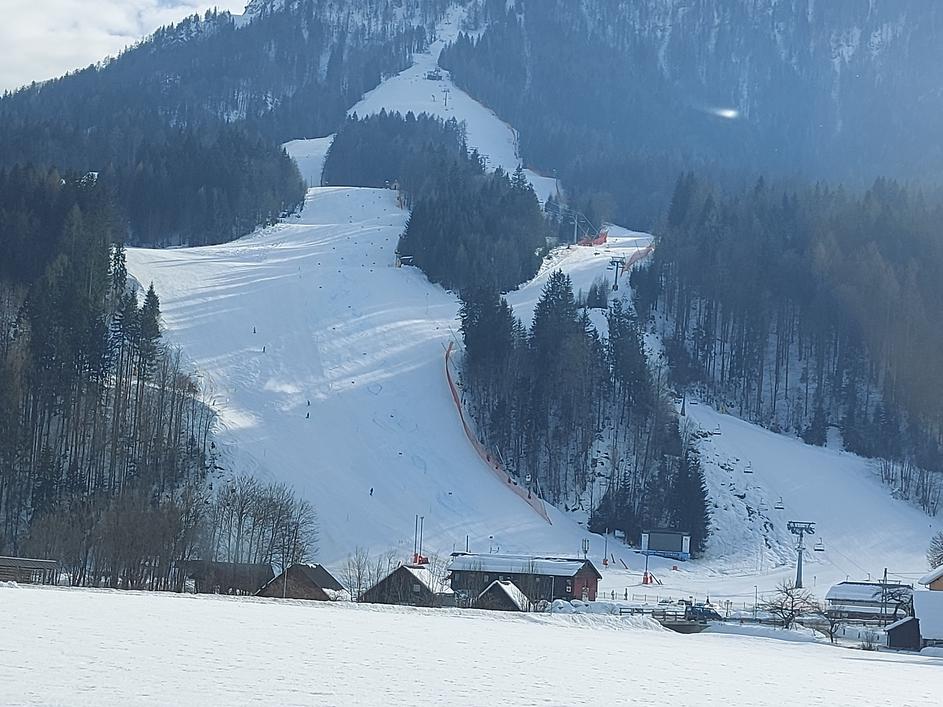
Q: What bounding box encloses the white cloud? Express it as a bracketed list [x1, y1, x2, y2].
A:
[0, 1, 247, 92]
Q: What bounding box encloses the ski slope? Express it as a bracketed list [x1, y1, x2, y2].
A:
[282, 136, 334, 187]
[288, 4, 558, 204]
[126, 187, 607, 566]
[4, 584, 941, 706]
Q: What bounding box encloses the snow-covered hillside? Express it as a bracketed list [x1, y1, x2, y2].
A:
[126, 187, 611, 565]
[3, 584, 940, 705]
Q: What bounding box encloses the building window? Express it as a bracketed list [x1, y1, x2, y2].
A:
[412, 583, 420, 594]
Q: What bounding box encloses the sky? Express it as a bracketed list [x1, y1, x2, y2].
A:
[1, 1, 247, 92]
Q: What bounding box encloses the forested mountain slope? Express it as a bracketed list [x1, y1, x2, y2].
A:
[0, 0, 451, 245]
[442, 0, 943, 226]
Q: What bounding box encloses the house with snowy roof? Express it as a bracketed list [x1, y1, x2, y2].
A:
[448, 553, 601, 605]
[476, 580, 532, 612]
[256, 563, 346, 601]
[824, 581, 912, 621]
[919, 565, 943, 591]
[912, 591, 943, 650]
[360, 564, 454, 608]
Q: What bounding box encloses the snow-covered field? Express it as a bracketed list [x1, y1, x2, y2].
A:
[2, 584, 940, 706]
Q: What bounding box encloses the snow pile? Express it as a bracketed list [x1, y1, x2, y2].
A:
[0, 581, 18, 589]
[703, 622, 825, 643]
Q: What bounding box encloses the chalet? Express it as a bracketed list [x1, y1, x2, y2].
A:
[476, 580, 531, 612]
[885, 616, 921, 651]
[0, 556, 58, 585]
[824, 581, 913, 621]
[176, 560, 274, 595]
[448, 553, 601, 605]
[913, 591, 943, 649]
[256, 563, 346, 601]
[919, 565, 943, 591]
[360, 564, 453, 608]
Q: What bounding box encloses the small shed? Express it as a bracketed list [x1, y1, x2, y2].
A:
[360, 564, 453, 608]
[919, 565, 943, 592]
[913, 591, 943, 648]
[885, 616, 921, 651]
[0, 556, 58, 585]
[476, 580, 531, 612]
[256, 563, 346, 601]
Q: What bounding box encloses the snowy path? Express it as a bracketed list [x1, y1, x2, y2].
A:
[2, 584, 940, 706]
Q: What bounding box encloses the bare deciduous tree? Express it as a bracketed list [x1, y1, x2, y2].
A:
[760, 582, 819, 630]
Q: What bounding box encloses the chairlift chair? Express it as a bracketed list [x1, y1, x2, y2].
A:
[814, 539, 826, 552]
[743, 461, 753, 474]
[774, 497, 785, 511]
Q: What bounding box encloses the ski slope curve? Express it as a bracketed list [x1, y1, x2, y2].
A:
[126, 187, 606, 566]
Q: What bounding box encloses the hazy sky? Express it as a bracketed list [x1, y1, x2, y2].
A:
[1, 1, 247, 92]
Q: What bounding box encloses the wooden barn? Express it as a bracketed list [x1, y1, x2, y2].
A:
[0, 556, 58, 585]
[476, 580, 531, 612]
[360, 564, 453, 608]
[256, 563, 346, 601]
[176, 560, 274, 595]
[824, 581, 912, 621]
[448, 553, 601, 605]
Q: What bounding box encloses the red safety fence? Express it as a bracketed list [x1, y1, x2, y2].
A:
[578, 228, 609, 247]
[444, 342, 551, 524]
[622, 244, 654, 273]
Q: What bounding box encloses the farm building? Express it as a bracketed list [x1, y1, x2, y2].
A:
[824, 581, 913, 621]
[885, 616, 921, 651]
[476, 580, 531, 612]
[360, 564, 453, 608]
[176, 560, 274, 595]
[448, 553, 600, 605]
[919, 565, 943, 591]
[256, 563, 346, 601]
[0, 556, 58, 585]
[640, 529, 691, 561]
[913, 591, 943, 649]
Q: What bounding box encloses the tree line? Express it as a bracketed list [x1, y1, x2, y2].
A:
[459, 274, 710, 555]
[633, 174, 943, 515]
[0, 1, 452, 246]
[0, 166, 318, 587]
[323, 111, 549, 292]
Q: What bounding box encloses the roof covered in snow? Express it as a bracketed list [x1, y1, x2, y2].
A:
[919, 565, 943, 586]
[825, 582, 911, 604]
[449, 554, 600, 579]
[884, 616, 917, 632]
[913, 591, 943, 640]
[479, 580, 530, 611]
[402, 565, 452, 595]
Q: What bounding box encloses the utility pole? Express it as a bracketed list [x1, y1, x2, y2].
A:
[787, 521, 815, 588]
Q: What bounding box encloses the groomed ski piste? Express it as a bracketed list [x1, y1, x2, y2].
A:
[123, 3, 939, 600]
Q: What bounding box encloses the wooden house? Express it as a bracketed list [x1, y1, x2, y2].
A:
[475, 580, 531, 612]
[176, 560, 274, 595]
[448, 553, 601, 605]
[256, 563, 346, 601]
[919, 565, 943, 591]
[360, 564, 453, 608]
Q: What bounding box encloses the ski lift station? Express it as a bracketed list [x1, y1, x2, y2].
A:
[640, 529, 691, 561]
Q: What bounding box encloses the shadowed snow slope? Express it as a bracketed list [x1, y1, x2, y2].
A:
[126, 187, 602, 565]
[2, 585, 940, 705]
